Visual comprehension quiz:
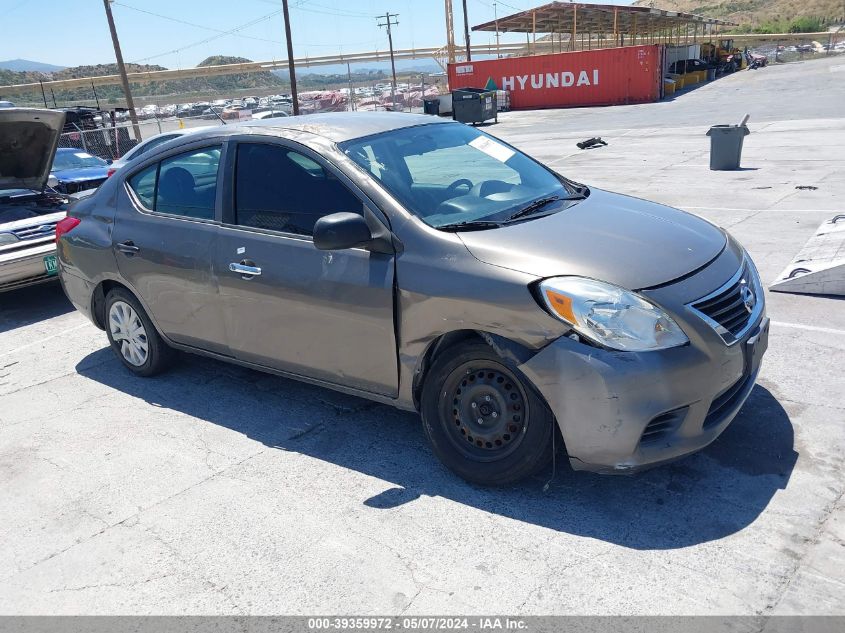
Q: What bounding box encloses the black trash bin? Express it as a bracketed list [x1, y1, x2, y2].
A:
[706, 124, 750, 170]
[451, 87, 497, 124]
[423, 98, 440, 116]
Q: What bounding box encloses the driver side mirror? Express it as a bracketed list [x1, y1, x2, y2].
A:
[313, 212, 373, 251]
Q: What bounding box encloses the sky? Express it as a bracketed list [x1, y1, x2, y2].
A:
[0, 0, 635, 70]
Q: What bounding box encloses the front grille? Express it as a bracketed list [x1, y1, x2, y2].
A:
[703, 374, 752, 429]
[640, 407, 688, 445]
[689, 259, 761, 345]
[11, 222, 58, 242]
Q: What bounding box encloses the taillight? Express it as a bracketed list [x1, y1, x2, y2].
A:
[106, 167, 116, 178]
[56, 216, 81, 243]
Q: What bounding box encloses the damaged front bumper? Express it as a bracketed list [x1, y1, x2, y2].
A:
[519, 313, 769, 474]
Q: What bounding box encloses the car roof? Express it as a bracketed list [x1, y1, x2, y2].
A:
[198, 111, 450, 144]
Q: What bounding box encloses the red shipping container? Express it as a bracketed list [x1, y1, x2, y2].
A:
[448, 45, 662, 110]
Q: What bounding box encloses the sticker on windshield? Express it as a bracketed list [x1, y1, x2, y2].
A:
[469, 136, 514, 163]
[74, 152, 93, 159]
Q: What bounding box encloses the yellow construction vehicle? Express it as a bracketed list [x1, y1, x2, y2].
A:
[702, 39, 747, 72]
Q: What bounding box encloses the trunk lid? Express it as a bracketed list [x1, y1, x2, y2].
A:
[0, 108, 66, 191]
[457, 189, 727, 289]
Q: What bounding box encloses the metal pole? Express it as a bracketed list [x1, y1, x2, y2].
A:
[347, 62, 355, 111]
[462, 0, 471, 61]
[282, 0, 299, 115]
[377, 13, 399, 112]
[39, 80, 48, 109]
[102, 0, 141, 141]
[494, 1, 500, 58]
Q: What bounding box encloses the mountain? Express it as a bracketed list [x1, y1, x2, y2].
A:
[632, 0, 844, 31]
[0, 56, 284, 105]
[0, 58, 65, 73]
[294, 59, 442, 76]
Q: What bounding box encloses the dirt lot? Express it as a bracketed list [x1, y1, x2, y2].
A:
[1, 57, 843, 616]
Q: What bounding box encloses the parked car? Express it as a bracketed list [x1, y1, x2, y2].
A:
[0, 101, 15, 108]
[0, 108, 71, 292]
[57, 112, 768, 485]
[668, 59, 710, 74]
[50, 148, 111, 194]
[251, 110, 289, 120]
[107, 127, 213, 177]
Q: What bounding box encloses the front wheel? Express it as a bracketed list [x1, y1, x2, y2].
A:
[420, 341, 556, 485]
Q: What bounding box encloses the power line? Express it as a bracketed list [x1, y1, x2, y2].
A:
[254, 0, 372, 19]
[0, 0, 28, 18]
[113, 1, 282, 45]
[129, 9, 284, 64]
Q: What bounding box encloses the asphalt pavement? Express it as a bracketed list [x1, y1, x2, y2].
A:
[0, 56, 843, 617]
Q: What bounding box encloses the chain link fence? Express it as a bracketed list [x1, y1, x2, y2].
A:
[58, 115, 227, 161]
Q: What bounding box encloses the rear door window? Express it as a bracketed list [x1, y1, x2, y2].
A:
[126, 146, 221, 219]
[156, 148, 221, 219]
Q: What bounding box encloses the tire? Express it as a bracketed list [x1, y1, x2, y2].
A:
[420, 340, 556, 485]
[104, 288, 175, 377]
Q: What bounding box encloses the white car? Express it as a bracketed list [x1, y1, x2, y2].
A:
[107, 126, 213, 176]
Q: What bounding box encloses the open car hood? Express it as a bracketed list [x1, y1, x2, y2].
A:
[0, 108, 66, 191]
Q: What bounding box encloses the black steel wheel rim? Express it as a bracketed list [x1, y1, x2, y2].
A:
[439, 360, 530, 462]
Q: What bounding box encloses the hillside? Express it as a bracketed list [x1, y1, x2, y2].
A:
[632, 0, 844, 31]
[0, 56, 284, 106]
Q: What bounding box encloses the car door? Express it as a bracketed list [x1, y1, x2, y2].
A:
[214, 137, 398, 396]
[114, 142, 228, 354]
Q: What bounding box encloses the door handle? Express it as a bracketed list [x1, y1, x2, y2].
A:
[229, 262, 262, 278]
[117, 241, 140, 256]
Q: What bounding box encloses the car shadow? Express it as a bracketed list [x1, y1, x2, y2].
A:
[76, 347, 797, 550]
[0, 283, 73, 334]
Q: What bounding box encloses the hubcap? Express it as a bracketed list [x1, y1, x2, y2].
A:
[441, 362, 529, 461]
[108, 300, 148, 367]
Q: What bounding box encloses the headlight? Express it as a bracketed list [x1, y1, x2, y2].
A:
[0, 232, 19, 246]
[538, 277, 689, 352]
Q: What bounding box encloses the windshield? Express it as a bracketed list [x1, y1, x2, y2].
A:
[52, 151, 108, 171]
[340, 123, 577, 229]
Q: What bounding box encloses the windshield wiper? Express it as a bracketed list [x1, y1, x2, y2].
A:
[504, 194, 587, 223]
[436, 220, 503, 232]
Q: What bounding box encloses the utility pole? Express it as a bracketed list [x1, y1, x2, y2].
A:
[282, 0, 299, 115]
[494, 1, 501, 58]
[102, 0, 141, 141]
[462, 0, 471, 61]
[444, 0, 456, 64]
[376, 13, 399, 111]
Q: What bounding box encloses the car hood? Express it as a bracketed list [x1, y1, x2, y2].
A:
[0, 108, 66, 191]
[51, 166, 110, 182]
[457, 188, 727, 290]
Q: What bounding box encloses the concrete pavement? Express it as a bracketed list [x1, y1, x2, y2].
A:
[0, 56, 843, 616]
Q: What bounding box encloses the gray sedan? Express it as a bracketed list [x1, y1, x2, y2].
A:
[57, 112, 768, 484]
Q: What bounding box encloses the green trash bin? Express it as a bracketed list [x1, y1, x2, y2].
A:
[706, 124, 750, 170]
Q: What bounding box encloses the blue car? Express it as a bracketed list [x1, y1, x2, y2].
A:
[50, 148, 111, 194]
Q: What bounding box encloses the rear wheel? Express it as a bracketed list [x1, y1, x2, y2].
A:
[105, 288, 175, 377]
[421, 341, 556, 485]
